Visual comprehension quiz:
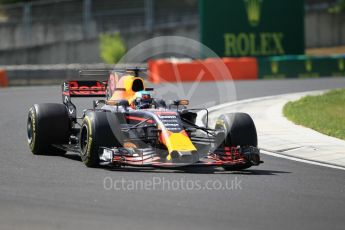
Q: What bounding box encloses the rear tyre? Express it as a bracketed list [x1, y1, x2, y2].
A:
[215, 113, 257, 171]
[27, 103, 70, 155]
[80, 111, 123, 167]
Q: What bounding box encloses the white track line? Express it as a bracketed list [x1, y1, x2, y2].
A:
[262, 150, 345, 171]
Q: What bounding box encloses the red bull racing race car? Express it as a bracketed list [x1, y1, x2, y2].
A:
[27, 68, 262, 170]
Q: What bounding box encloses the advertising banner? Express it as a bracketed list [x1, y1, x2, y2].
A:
[200, 0, 305, 57]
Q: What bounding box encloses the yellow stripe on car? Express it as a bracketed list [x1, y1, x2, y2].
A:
[164, 132, 197, 153]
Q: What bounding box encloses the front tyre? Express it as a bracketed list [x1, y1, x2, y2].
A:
[80, 112, 123, 167]
[215, 113, 257, 147]
[215, 113, 258, 171]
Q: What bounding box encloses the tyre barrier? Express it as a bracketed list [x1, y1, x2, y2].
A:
[259, 55, 345, 79]
[149, 55, 345, 83]
[148, 58, 258, 83]
[0, 69, 8, 87]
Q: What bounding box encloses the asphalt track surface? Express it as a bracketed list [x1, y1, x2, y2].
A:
[1, 78, 345, 230]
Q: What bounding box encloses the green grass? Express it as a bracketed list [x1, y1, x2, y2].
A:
[283, 88, 345, 140]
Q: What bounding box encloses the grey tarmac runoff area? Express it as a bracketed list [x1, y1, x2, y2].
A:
[1, 78, 345, 230]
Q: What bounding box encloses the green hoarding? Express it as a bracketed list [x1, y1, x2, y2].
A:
[200, 0, 305, 57]
[259, 55, 345, 79]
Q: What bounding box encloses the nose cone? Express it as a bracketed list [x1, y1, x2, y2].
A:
[170, 151, 199, 164]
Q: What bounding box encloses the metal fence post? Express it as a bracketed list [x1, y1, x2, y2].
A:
[23, 2, 32, 46]
[83, 0, 92, 39]
[145, 0, 154, 32]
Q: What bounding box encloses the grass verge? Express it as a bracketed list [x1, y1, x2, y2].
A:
[283, 88, 345, 140]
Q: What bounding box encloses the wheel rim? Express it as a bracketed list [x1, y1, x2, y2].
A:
[27, 116, 33, 144]
[80, 125, 89, 156]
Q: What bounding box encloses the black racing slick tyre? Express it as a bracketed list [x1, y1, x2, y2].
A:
[80, 111, 123, 167]
[27, 103, 70, 155]
[215, 113, 257, 147]
[215, 113, 257, 171]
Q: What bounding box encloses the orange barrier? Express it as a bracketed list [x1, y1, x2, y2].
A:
[0, 69, 8, 87]
[148, 58, 258, 83]
[148, 60, 174, 83]
[149, 60, 215, 83]
[221, 57, 258, 80]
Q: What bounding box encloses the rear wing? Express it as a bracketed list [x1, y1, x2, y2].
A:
[62, 67, 147, 120]
[65, 68, 147, 97]
[62, 80, 107, 120]
[62, 80, 107, 97]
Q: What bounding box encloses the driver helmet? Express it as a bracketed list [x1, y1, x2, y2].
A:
[133, 90, 153, 109]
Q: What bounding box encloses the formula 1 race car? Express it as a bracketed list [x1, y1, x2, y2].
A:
[27, 68, 262, 170]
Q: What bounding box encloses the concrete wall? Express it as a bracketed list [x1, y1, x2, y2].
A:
[0, 39, 100, 64]
[0, 22, 91, 50]
[305, 11, 345, 48]
[0, 0, 198, 51]
[0, 24, 198, 65]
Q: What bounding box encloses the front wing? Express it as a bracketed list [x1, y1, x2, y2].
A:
[99, 146, 262, 168]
